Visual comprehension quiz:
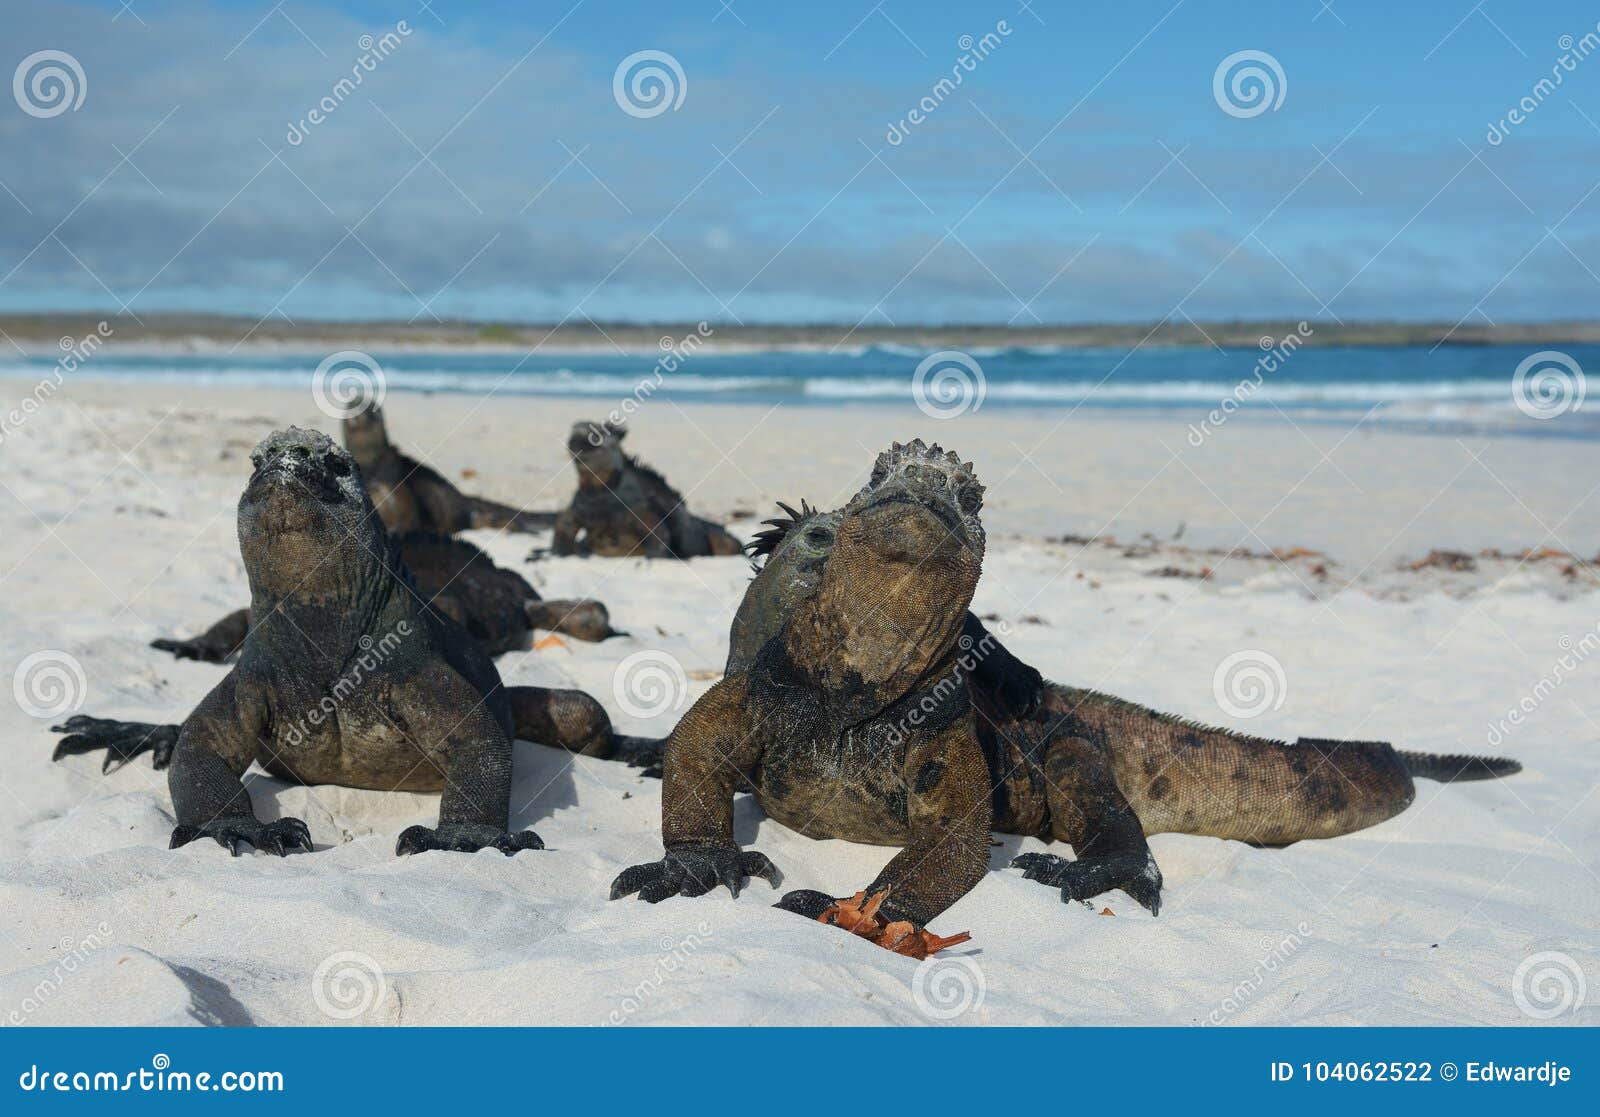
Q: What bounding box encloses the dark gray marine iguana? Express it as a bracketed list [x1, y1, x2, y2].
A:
[549, 421, 743, 559]
[151, 529, 617, 664]
[344, 399, 555, 535]
[612, 440, 1520, 956]
[52, 428, 660, 854]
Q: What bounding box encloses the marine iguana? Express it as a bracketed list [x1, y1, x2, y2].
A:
[52, 428, 660, 853]
[150, 530, 617, 664]
[550, 421, 742, 559]
[343, 400, 554, 535]
[612, 441, 1521, 954]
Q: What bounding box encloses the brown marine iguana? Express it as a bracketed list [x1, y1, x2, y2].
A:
[52, 428, 660, 853]
[549, 421, 742, 559]
[612, 440, 1520, 954]
[150, 530, 617, 664]
[343, 399, 554, 535]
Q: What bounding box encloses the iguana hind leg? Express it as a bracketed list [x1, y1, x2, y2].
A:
[52, 716, 179, 772]
[151, 608, 250, 663]
[524, 598, 619, 642]
[465, 496, 556, 533]
[1011, 734, 1163, 914]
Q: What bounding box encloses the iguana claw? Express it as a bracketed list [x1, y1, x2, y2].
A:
[170, 816, 313, 857]
[1011, 851, 1163, 916]
[792, 888, 972, 959]
[394, 824, 544, 856]
[610, 843, 779, 902]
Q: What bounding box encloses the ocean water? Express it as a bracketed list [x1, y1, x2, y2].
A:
[6, 341, 1596, 439]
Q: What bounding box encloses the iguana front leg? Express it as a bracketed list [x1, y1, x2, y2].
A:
[1010, 733, 1163, 914]
[777, 716, 990, 954]
[610, 676, 777, 901]
[168, 670, 313, 856]
[393, 665, 544, 856]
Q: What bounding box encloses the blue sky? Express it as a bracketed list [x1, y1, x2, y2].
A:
[2, 0, 1599, 324]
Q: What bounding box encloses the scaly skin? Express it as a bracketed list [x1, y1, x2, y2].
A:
[152, 531, 617, 664]
[52, 428, 660, 852]
[614, 440, 996, 940]
[617, 443, 1522, 939]
[550, 421, 742, 559]
[343, 401, 555, 535]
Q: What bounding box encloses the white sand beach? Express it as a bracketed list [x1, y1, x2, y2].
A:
[0, 380, 1596, 1026]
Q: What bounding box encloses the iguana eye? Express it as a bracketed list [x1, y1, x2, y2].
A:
[324, 454, 351, 477]
[805, 527, 833, 546]
[957, 485, 981, 515]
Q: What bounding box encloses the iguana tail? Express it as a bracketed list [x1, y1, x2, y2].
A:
[1397, 750, 1521, 782]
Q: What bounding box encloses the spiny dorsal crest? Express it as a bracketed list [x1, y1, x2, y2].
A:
[745, 499, 820, 561]
[868, 439, 984, 506]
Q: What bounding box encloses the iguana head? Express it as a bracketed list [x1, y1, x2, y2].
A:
[239, 427, 385, 599]
[340, 396, 390, 468]
[799, 440, 985, 702]
[727, 500, 842, 672]
[567, 419, 627, 487]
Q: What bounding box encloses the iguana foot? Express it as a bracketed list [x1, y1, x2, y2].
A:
[52, 716, 179, 772]
[610, 843, 779, 902]
[780, 889, 971, 959]
[170, 816, 313, 856]
[150, 635, 233, 663]
[1011, 851, 1163, 916]
[611, 735, 664, 778]
[394, 823, 544, 856]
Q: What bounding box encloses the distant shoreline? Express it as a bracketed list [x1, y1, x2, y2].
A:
[5, 312, 1600, 355]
